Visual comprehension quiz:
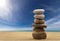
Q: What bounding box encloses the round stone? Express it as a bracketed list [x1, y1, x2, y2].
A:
[34, 19, 45, 24]
[34, 14, 45, 19]
[32, 32, 47, 39]
[33, 9, 45, 14]
[41, 24, 47, 28]
[33, 24, 47, 28]
[33, 27, 45, 32]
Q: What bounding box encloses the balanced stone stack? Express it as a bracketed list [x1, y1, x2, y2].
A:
[32, 9, 47, 39]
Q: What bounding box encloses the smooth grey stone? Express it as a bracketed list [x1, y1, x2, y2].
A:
[34, 14, 45, 19]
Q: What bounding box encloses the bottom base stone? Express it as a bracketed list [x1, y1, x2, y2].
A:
[32, 32, 47, 39]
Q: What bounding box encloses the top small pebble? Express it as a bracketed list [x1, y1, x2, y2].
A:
[33, 9, 45, 14]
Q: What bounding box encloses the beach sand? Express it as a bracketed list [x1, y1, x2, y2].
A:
[0, 32, 60, 41]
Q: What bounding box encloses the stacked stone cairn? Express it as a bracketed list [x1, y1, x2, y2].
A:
[32, 9, 47, 39]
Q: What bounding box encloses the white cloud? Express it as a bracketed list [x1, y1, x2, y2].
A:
[0, 24, 32, 31]
[46, 15, 60, 30]
[0, 0, 20, 26]
[0, 0, 14, 24]
[41, 4, 60, 30]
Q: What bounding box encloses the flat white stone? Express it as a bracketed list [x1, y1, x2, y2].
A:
[33, 9, 45, 13]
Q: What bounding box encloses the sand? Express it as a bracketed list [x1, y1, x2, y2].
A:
[0, 32, 60, 41]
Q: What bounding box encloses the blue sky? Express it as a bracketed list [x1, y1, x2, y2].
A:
[0, 0, 60, 31]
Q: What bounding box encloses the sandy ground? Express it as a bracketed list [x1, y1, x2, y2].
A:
[0, 32, 60, 41]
